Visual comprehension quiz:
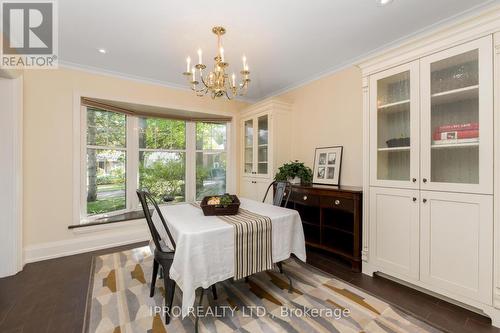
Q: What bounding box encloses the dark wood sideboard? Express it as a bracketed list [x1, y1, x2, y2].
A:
[283, 184, 363, 272]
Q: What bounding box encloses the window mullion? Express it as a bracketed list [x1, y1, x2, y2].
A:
[80, 106, 87, 218]
[127, 116, 139, 211]
[186, 121, 196, 202]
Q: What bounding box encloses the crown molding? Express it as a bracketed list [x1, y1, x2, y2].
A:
[55, 1, 499, 105]
[58, 61, 255, 104]
[240, 98, 292, 116]
[256, 0, 500, 101]
[358, 2, 500, 75]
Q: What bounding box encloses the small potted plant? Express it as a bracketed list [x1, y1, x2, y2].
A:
[275, 161, 313, 185]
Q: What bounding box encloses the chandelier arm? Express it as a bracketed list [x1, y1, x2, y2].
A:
[200, 74, 210, 89]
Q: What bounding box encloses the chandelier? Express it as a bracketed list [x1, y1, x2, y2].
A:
[182, 26, 250, 100]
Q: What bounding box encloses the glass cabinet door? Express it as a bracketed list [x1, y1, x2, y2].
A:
[420, 36, 493, 194]
[244, 119, 254, 174]
[370, 62, 419, 188]
[257, 115, 269, 175]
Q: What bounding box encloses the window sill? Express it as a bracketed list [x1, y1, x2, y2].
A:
[69, 210, 147, 232]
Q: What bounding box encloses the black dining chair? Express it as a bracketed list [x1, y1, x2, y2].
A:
[262, 181, 292, 207]
[137, 189, 218, 326]
[262, 182, 294, 290]
[136, 189, 177, 324]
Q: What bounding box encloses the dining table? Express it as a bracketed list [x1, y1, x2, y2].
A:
[152, 197, 307, 319]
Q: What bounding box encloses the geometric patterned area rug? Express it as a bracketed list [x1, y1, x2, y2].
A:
[84, 246, 442, 333]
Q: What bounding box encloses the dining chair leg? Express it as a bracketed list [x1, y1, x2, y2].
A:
[195, 288, 205, 333]
[150, 259, 159, 297]
[166, 278, 176, 313]
[211, 284, 218, 300]
[163, 276, 175, 324]
[277, 262, 293, 293]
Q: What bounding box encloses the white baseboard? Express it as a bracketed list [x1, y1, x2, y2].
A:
[23, 225, 149, 264]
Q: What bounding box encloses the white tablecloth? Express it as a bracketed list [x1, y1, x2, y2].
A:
[153, 198, 307, 318]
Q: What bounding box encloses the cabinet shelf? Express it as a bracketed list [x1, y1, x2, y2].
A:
[323, 224, 354, 235]
[431, 142, 479, 149]
[378, 146, 411, 152]
[431, 85, 479, 105]
[378, 99, 410, 112]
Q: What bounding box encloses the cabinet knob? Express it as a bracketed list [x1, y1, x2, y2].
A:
[423, 198, 427, 203]
[423, 178, 428, 183]
[413, 197, 417, 202]
[303, 195, 308, 201]
[412, 178, 417, 183]
[334, 200, 340, 205]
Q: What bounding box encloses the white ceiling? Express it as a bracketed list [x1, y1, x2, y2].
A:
[59, 0, 498, 101]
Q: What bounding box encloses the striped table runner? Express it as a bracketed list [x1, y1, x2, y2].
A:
[192, 203, 273, 280]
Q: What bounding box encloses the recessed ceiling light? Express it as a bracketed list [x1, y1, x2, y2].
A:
[98, 48, 107, 54]
[377, 0, 394, 6]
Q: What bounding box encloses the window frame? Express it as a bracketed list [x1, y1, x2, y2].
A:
[195, 122, 229, 200]
[137, 116, 188, 204]
[76, 104, 234, 225]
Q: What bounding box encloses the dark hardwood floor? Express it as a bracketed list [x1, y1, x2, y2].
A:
[0, 243, 498, 333]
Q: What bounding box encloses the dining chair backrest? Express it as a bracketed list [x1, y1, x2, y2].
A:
[136, 189, 176, 252]
[262, 181, 292, 207]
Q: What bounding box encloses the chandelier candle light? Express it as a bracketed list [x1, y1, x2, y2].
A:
[182, 26, 250, 99]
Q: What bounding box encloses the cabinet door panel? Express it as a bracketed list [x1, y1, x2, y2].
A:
[243, 118, 254, 175]
[370, 61, 420, 189]
[420, 36, 493, 194]
[257, 179, 273, 204]
[420, 191, 492, 304]
[370, 187, 420, 280]
[240, 179, 255, 199]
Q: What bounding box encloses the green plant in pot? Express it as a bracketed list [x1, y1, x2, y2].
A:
[275, 161, 313, 185]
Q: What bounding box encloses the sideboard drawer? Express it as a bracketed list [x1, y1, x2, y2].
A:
[320, 196, 354, 212]
[291, 192, 320, 206]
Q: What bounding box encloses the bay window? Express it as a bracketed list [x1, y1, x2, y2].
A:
[138, 117, 186, 203]
[85, 108, 127, 216]
[195, 122, 227, 199]
[80, 106, 231, 223]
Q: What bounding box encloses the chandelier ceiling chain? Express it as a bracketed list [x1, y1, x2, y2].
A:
[182, 26, 250, 100]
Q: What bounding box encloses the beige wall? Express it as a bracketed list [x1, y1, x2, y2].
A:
[275, 66, 363, 187]
[22, 65, 362, 255]
[23, 67, 247, 248]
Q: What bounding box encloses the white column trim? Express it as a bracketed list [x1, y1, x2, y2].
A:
[361, 75, 370, 264]
[493, 31, 500, 309]
[0, 76, 23, 277]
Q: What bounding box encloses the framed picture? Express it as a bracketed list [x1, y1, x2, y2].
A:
[312, 146, 343, 185]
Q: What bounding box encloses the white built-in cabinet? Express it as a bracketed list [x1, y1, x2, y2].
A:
[369, 187, 420, 281]
[239, 100, 291, 202]
[363, 26, 500, 324]
[419, 191, 493, 304]
[370, 36, 493, 193]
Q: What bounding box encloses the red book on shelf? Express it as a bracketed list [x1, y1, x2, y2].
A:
[436, 123, 479, 133]
[433, 129, 479, 141]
